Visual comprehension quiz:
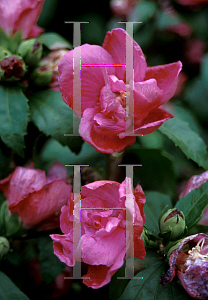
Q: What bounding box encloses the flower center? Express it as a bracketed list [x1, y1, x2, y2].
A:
[115, 91, 126, 108]
[187, 238, 208, 263]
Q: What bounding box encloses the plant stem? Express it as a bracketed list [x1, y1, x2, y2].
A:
[106, 152, 125, 182]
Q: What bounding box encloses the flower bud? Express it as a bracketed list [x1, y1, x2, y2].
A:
[30, 65, 53, 86]
[0, 201, 22, 237]
[0, 55, 26, 81]
[0, 237, 10, 257]
[159, 208, 186, 240]
[17, 39, 43, 67]
[160, 233, 208, 299]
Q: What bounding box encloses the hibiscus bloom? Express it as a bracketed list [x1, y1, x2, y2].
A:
[0, 162, 72, 229]
[50, 178, 146, 289]
[160, 233, 208, 299]
[59, 28, 182, 154]
[0, 0, 45, 38]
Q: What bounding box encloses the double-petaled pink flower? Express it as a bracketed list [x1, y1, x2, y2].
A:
[0, 162, 72, 230]
[59, 28, 182, 154]
[0, 0, 45, 38]
[50, 178, 146, 289]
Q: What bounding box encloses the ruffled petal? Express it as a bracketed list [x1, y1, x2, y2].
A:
[82, 248, 125, 289]
[103, 28, 147, 82]
[2, 167, 46, 206]
[134, 79, 163, 109]
[144, 61, 182, 105]
[58, 44, 115, 117]
[9, 179, 72, 228]
[0, 0, 44, 37]
[50, 234, 74, 267]
[79, 107, 136, 153]
[81, 227, 125, 266]
[81, 180, 120, 208]
[133, 106, 173, 136]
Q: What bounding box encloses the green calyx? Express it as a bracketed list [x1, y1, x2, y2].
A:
[0, 46, 12, 61]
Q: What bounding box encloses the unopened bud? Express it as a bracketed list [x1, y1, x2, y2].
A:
[17, 39, 43, 67]
[159, 208, 186, 240]
[0, 55, 26, 81]
[0, 201, 22, 237]
[0, 237, 10, 257]
[30, 65, 53, 86]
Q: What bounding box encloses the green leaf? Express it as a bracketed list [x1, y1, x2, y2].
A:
[143, 191, 172, 237]
[158, 117, 208, 169]
[40, 139, 105, 177]
[154, 278, 192, 300]
[173, 105, 202, 134]
[0, 84, 29, 157]
[0, 271, 30, 300]
[37, 32, 72, 50]
[184, 78, 208, 125]
[175, 181, 208, 229]
[37, 236, 66, 285]
[126, 147, 176, 197]
[119, 261, 164, 300]
[28, 89, 83, 154]
[109, 250, 161, 300]
[119, 260, 190, 300]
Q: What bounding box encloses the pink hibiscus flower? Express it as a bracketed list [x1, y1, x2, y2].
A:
[0, 0, 45, 38]
[59, 28, 182, 154]
[50, 178, 146, 289]
[0, 162, 72, 229]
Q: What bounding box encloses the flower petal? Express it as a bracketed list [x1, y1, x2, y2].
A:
[82, 248, 125, 289]
[50, 234, 74, 267]
[58, 44, 115, 117]
[81, 180, 120, 208]
[133, 106, 173, 136]
[144, 61, 182, 105]
[103, 28, 147, 82]
[79, 107, 136, 153]
[0, 167, 46, 206]
[47, 162, 68, 181]
[9, 179, 72, 228]
[0, 0, 44, 37]
[81, 227, 125, 266]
